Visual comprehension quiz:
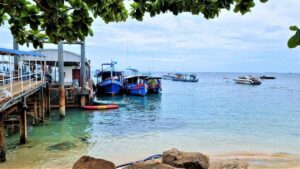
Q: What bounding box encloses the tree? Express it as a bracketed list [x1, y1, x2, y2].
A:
[1, 0, 297, 49]
[288, 26, 300, 48]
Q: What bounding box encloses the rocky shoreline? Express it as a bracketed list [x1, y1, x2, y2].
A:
[71, 148, 265, 169]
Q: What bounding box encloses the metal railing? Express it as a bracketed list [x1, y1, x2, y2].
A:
[0, 62, 46, 101]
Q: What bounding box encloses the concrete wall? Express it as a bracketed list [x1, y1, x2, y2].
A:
[51, 66, 80, 83]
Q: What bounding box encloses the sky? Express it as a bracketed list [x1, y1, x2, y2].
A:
[0, 0, 300, 73]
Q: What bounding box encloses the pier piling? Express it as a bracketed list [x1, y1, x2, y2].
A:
[33, 95, 38, 125]
[38, 89, 44, 122]
[45, 84, 50, 114]
[80, 39, 86, 107]
[58, 41, 66, 117]
[18, 102, 27, 144]
[0, 115, 6, 162]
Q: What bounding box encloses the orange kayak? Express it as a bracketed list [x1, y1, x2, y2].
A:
[82, 104, 119, 110]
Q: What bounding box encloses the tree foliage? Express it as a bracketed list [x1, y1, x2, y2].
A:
[288, 26, 300, 48]
[2, 0, 297, 49]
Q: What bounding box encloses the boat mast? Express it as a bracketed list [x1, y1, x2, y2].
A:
[111, 60, 113, 80]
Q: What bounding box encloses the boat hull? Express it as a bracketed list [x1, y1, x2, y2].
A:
[173, 78, 199, 82]
[126, 84, 148, 96]
[233, 79, 261, 85]
[148, 84, 162, 94]
[260, 76, 276, 79]
[97, 80, 123, 95]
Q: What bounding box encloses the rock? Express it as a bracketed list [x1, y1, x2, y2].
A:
[162, 148, 209, 169]
[46, 141, 77, 151]
[209, 159, 248, 169]
[125, 163, 179, 169]
[73, 156, 116, 169]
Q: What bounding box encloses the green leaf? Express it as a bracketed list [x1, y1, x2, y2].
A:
[288, 31, 300, 48]
[289, 25, 299, 31]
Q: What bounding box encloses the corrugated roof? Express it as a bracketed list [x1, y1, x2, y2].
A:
[0, 47, 45, 57]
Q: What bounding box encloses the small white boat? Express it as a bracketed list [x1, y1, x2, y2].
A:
[233, 76, 261, 85]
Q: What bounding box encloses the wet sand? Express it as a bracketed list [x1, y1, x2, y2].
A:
[1, 150, 300, 168]
[210, 152, 300, 169]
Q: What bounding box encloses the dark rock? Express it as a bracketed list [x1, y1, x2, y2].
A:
[46, 141, 77, 151]
[73, 156, 115, 169]
[162, 148, 209, 169]
[125, 163, 179, 169]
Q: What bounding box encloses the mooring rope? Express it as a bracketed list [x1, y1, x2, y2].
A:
[116, 154, 162, 168]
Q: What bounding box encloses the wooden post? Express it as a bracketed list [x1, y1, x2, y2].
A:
[19, 102, 27, 144]
[80, 39, 86, 107]
[33, 95, 38, 125]
[45, 84, 50, 114]
[41, 88, 45, 121]
[58, 41, 65, 117]
[43, 89, 46, 116]
[0, 115, 6, 162]
[38, 90, 42, 121]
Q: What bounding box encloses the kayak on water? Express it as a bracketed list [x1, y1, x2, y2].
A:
[82, 104, 119, 110]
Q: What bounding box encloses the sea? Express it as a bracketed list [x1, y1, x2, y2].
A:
[1, 72, 300, 168]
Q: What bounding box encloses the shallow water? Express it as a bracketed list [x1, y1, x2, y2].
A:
[2, 73, 300, 168]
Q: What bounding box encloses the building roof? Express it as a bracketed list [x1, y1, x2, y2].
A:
[26, 49, 90, 67]
[0, 47, 45, 57]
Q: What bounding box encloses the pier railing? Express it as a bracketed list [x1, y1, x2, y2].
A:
[0, 69, 45, 101]
[0, 52, 47, 104]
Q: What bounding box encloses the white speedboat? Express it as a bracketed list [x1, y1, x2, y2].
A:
[233, 76, 261, 85]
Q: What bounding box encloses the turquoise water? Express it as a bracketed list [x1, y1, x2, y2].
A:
[2, 73, 300, 168]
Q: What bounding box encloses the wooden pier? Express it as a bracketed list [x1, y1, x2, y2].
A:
[0, 41, 92, 162]
[0, 79, 48, 162]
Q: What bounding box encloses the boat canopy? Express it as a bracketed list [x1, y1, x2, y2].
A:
[0, 47, 45, 57]
[95, 71, 123, 77]
[125, 75, 148, 79]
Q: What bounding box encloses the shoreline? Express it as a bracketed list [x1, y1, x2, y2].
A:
[1, 150, 300, 168]
[210, 151, 300, 169]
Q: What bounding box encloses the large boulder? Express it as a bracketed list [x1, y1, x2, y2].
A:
[125, 163, 179, 169]
[162, 148, 209, 169]
[73, 156, 116, 169]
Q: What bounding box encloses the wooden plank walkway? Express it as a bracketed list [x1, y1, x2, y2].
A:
[0, 80, 45, 105]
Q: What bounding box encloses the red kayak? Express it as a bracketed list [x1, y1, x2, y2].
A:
[82, 104, 119, 110]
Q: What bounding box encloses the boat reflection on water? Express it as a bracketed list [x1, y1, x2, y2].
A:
[96, 94, 162, 110]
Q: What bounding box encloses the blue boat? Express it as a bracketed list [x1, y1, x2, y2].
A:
[124, 75, 148, 96]
[95, 62, 124, 96]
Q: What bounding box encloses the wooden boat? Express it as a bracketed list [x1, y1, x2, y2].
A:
[260, 75, 276, 79]
[172, 73, 199, 82]
[145, 77, 162, 94]
[233, 76, 261, 85]
[124, 75, 148, 96]
[82, 104, 119, 110]
[95, 61, 123, 96]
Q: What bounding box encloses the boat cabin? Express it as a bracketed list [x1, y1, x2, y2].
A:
[96, 71, 123, 83]
[146, 77, 161, 85]
[124, 75, 148, 85]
